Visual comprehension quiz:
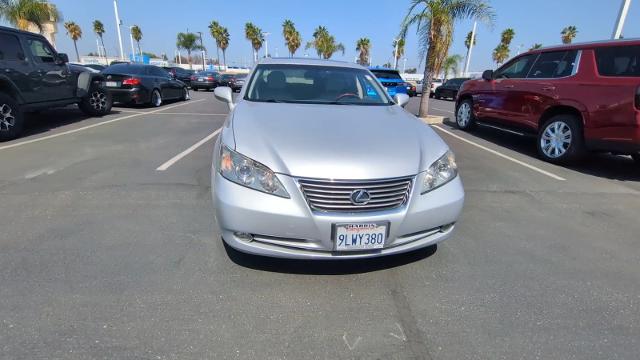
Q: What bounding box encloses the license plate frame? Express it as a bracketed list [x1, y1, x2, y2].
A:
[105, 81, 119, 87]
[333, 221, 389, 252]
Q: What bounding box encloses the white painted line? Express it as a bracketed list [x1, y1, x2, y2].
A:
[152, 112, 227, 116]
[432, 125, 566, 181]
[114, 109, 146, 114]
[0, 99, 206, 152]
[156, 128, 222, 171]
[432, 107, 454, 114]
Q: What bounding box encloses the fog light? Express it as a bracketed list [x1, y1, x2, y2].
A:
[440, 223, 455, 232]
[234, 232, 253, 242]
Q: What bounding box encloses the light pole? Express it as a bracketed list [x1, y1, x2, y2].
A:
[197, 31, 206, 70]
[128, 26, 136, 61]
[393, 38, 399, 69]
[113, 0, 124, 60]
[463, 21, 477, 77]
[612, 0, 632, 39]
[263, 32, 271, 58]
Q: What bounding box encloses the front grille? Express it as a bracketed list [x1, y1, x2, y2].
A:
[297, 177, 413, 212]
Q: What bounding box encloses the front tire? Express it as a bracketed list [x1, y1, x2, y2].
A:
[150, 89, 162, 107]
[455, 99, 476, 130]
[0, 93, 23, 141]
[181, 87, 190, 101]
[79, 86, 112, 116]
[537, 115, 585, 164]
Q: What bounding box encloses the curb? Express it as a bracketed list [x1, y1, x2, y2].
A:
[418, 115, 447, 125]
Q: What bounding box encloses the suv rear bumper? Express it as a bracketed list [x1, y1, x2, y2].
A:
[586, 125, 640, 154]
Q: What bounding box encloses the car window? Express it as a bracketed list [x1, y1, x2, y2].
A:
[26, 37, 56, 63]
[527, 50, 578, 78]
[595, 45, 640, 77]
[246, 64, 391, 105]
[0, 33, 25, 61]
[371, 70, 402, 80]
[494, 54, 537, 79]
[151, 66, 169, 77]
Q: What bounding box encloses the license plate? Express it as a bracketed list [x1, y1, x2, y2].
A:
[105, 81, 119, 87]
[198, 78, 204, 82]
[334, 222, 387, 251]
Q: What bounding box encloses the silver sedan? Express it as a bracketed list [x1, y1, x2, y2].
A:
[212, 58, 464, 259]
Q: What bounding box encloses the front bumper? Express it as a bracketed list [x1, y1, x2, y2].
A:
[213, 171, 465, 259]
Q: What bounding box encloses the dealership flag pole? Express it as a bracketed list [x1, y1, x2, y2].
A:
[113, 0, 124, 60]
[612, 0, 632, 39]
[463, 21, 477, 77]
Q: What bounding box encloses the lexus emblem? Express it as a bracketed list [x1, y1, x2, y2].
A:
[350, 189, 371, 205]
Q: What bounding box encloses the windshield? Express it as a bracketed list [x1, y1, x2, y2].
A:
[245, 64, 392, 105]
[371, 70, 403, 80]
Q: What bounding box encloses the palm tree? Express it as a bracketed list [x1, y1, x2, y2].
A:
[320, 35, 344, 59]
[492, 43, 509, 65]
[393, 38, 405, 68]
[282, 19, 301, 57]
[356, 37, 371, 65]
[208, 21, 223, 64]
[561, 26, 577, 44]
[400, 0, 494, 118]
[93, 20, 107, 63]
[219, 27, 230, 67]
[176, 32, 202, 69]
[501, 28, 515, 45]
[442, 54, 462, 80]
[306, 26, 329, 58]
[244, 22, 264, 62]
[63, 21, 82, 62]
[529, 43, 542, 51]
[464, 30, 476, 49]
[0, 0, 60, 32]
[131, 25, 142, 56]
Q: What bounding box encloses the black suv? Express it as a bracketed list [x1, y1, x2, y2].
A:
[0, 26, 112, 140]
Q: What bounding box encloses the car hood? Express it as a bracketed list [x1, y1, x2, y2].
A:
[230, 101, 449, 179]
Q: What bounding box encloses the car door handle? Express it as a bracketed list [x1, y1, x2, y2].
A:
[542, 86, 556, 91]
[503, 85, 514, 89]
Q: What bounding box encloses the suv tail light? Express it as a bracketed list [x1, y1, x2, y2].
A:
[207, 76, 215, 81]
[122, 77, 141, 86]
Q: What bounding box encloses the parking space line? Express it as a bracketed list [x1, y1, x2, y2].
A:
[156, 128, 222, 171]
[151, 112, 227, 116]
[432, 125, 567, 181]
[0, 99, 206, 152]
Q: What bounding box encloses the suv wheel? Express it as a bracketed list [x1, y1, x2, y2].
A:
[181, 87, 190, 101]
[456, 99, 476, 130]
[537, 115, 585, 164]
[0, 93, 23, 141]
[151, 89, 162, 107]
[80, 87, 112, 116]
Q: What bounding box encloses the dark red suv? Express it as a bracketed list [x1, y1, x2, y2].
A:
[455, 39, 640, 164]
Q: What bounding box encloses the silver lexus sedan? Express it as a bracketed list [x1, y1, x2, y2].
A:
[212, 58, 464, 259]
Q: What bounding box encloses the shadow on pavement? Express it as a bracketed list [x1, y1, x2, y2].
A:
[441, 119, 640, 182]
[224, 242, 437, 275]
[20, 106, 128, 138]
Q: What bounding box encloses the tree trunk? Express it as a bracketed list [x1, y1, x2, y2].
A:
[222, 50, 226, 67]
[73, 40, 80, 62]
[216, 45, 220, 65]
[418, 47, 434, 118]
[137, 43, 142, 59]
[187, 50, 192, 70]
[100, 37, 108, 65]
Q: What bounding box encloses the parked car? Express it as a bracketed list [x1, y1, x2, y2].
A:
[102, 63, 189, 107]
[211, 58, 464, 259]
[0, 25, 112, 140]
[219, 73, 247, 92]
[83, 64, 106, 72]
[413, 78, 442, 96]
[369, 67, 409, 96]
[406, 81, 418, 97]
[69, 63, 100, 74]
[190, 71, 220, 91]
[434, 78, 470, 100]
[163, 66, 193, 87]
[456, 39, 640, 164]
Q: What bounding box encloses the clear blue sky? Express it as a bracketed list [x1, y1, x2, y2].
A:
[4, 0, 639, 71]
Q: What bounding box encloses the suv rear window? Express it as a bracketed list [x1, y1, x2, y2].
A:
[371, 70, 402, 80]
[528, 50, 578, 78]
[595, 45, 640, 77]
[0, 33, 24, 61]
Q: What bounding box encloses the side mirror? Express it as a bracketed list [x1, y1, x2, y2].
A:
[482, 69, 494, 81]
[214, 86, 235, 110]
[394, 93, 410, 108]
[56, 53, 69, 65]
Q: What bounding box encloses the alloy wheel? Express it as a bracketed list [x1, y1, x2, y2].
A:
[89, 91, 107, 111]
[457, 102, 471, 127]
[152, 90, 162, 107]
[540, 121, 572, 158]
[0, 103, 16, 132]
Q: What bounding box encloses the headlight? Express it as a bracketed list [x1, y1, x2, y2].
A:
[218, 145, 290, 198]
[422, 150, 458, 194]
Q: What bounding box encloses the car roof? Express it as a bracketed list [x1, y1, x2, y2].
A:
[0, 25, 47, 39]
[259, 57, 365, 69]
[368, 67, 399, 72]
[524, 38, 640, 55]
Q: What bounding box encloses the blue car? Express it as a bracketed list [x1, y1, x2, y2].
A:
[369, 67, 409, 97]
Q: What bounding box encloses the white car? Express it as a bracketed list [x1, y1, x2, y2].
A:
[212, 58, 465, 259]
[414, 78, 443, 97]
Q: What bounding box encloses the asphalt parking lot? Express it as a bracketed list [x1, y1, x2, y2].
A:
[1, 91, 639, 359]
